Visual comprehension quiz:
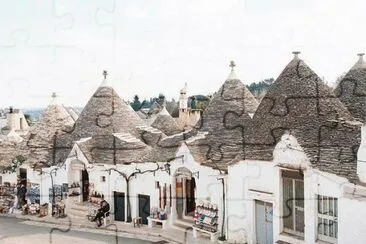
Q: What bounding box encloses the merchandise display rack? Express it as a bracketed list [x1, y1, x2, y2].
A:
[193, 202, 218, 233]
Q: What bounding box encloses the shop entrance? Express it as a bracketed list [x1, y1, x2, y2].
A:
[138, 194, 150, 225]
[174, 167, 196, 219]
[255, 200, 273, 244]
[114, 192, 125, 221]
[81, 170, 89, 202]
[185, 178, 196, 216]
[19, 168, 27, 186]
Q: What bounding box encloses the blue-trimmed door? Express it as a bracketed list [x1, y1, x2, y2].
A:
[255, 200, 273, 244]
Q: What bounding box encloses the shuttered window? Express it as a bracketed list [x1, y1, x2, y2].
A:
[317, 195, 338, 243]
[282, 170, 304, 236]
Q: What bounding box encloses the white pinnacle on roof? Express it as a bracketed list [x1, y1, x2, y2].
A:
[227, 60, 238, 80]
[99, 70, 111, 87]
[50, 92, 59, 105]
[292, 51, 301, 60]
[351, 53, 366, 70]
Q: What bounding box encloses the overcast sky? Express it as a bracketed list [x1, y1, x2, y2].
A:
[0, 0, 365, 108]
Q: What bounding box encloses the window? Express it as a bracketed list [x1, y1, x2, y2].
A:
[20, 118, 23, 130]
[317, 195, 338, 243]
[101, 176, 106, 182]
[282, 170, 304, 236]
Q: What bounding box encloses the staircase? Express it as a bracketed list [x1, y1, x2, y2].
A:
[172, 217, 195, 232]
[66, 201, 91, 221]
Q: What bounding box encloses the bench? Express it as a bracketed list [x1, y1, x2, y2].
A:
[192, 226, 218, 242]
[147, 217, 168, 230]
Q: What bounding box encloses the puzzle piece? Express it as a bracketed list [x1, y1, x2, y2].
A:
[222, 57, 361, 185]
[334, 63, 366, 122]
[225, 163, 262, 242]
[49, 216, 72, 244]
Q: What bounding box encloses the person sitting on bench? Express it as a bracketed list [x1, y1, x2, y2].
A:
[92, 197, 110, 227]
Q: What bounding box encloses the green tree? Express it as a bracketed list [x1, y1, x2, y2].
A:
[246, 78, 274, 98]
[130, 95, 142, 111]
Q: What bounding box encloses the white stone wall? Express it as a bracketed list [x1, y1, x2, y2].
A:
[357, 124, 366, 182]
[6, 112, 29, 132]
[0, 172, 17, 184]
[227, 134, 366, 244]
[65, 143, 223, 229]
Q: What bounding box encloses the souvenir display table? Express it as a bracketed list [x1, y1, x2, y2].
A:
[52, 201, 66, 218]
[192, 201, 218, 242]
[147, 217, 168, 229]
[0, 183, 16, 214]
[147, 207, 168, 229]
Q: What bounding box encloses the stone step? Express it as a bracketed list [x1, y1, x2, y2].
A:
[172, 218, 195, 233]
[171, 222, 194, 232]
[174, 218, 195, 227]
[69, 203, 90, 211]
[68, 207, 89, 214]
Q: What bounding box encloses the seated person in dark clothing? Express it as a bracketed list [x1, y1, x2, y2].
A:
[92, 198, 110, 227]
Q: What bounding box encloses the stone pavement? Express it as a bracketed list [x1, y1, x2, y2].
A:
[1, 212, 216, 244]
[1, 233, 105, 244]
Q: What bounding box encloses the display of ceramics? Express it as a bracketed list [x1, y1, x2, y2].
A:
[193, 201, 218, 233]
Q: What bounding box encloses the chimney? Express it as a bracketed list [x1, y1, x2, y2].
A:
[358, 53, 365, 61]
[292, 51, 301, 59]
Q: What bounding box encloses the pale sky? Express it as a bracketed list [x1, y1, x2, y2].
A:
[0, 0, 365, 108]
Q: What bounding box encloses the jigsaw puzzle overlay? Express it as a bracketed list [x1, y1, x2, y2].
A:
[1, 1, 365, 244]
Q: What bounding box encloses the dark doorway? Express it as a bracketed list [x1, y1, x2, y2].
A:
[138, 194, 150, 225]
[19, 168, 27, 186]
[114, 192, 125, 221]
[185, 178, 196, 216]
[81, 170, 89, 202]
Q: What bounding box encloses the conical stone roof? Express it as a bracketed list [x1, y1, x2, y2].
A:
[334, 53, 366, 122]
[151, 107, 181, 136]
[0, 140, 17, 170]
[19, 103, 76, 168]
[57, 75, 145, 164]
[70, 85, 143, 139]
[250, 52, 361, 182]
[187, 62, 258, 170]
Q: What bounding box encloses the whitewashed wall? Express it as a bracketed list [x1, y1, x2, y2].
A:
[227, 160, 277, 243]
[357, 125, 366, 182]
[227, 133, 366, 244]
[0, 171, 17, 184]
[65, 143, 223, 229]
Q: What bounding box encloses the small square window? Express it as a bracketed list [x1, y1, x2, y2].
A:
[101, 176, 106, 182]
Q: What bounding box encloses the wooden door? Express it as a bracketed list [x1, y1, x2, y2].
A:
[114, 192, 125, 221]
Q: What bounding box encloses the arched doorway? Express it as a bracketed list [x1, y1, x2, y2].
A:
[174, 167, 196, 219]
[68, 159, 89, 203]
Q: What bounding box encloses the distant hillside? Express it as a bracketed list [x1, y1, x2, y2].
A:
[24, 107, 83, 123]
[246, 78, 274, 100]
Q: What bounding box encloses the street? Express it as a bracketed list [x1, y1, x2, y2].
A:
[0, 216, 159, 244]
